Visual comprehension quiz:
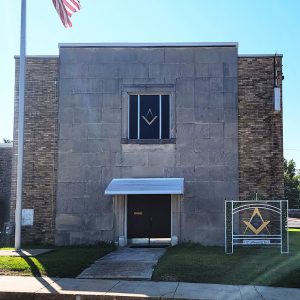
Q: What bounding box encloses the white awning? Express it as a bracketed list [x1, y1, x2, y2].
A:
[104, 178, 184, 195]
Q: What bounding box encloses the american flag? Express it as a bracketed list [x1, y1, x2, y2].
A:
[52, 0, 81, 28]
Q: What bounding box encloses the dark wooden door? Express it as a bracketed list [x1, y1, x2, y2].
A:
[127, 194, 171, 239]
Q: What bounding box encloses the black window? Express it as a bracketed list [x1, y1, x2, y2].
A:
[129, 94, 170, 139]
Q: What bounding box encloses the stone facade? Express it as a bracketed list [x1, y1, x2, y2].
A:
[238, 56, 284, 199]
[11, 45, 284, 246]
[0, 144, 12, 230]
[56, 45, 239, 245]
[11, 57, 59, 244]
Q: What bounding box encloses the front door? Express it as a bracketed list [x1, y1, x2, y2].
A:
[127, 194, 171, 239]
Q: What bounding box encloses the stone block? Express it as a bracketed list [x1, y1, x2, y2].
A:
[118, 63, 148, 78]
[58, 107, 74, 124]
[224, 108, 237, 123]
[87, 123, 120, 139]
[223, 77, 237, 93]
[88, 63, 119, 77]
[58, 166, 100, 182]
[60, 63, 89, 78]
[176, 124, 195, 149]
[210, 77, 223, 92]
[55, 231, 70, 246]
[194, 124, 209, 138]
[194, 108, 224, 123]
[209, 150, 224, 165]
[102, 79, 120, 94]
[57, 182, 86, 198]
[60, 78, 102, 95]
[194, 48, 222, 63]
[149, 63, 194, 80]
[74, 108, 101, 123]
[195, 137, 224, 154]
[101, 108, 121, 123]
[132, 78, 164, 84]
[209, 92, 223, 108]
[175, 78, 195, 108]
[70, 231, 84, 245]
[56, 197, 85, 214]
[165, 48, 195, 63]
[179, 150, 209, 166]
[101, 167, 121, 184]
[195, 78, 210, 93]
[121, 152, 148, 166]
[224, 122, 238, 138]
[164, 167, 195, 180]
[121, 166, 165, 177]
[194, 92, 210, 108]
[224, 138, 237, 154]
[56, 213, 83, 230]
[60, 94, 101, 108]
[102, 93, 121, 109]
[209, 63, 223, 77]
[95, 213, 113, 230]
[209, 123, 224, 138]
[223, 62, 237, 77]
[223, 92, 237, 108]
[195, 63, 209, 77]
[148, 151, 175, 166]
[59, 123, 88, 140]
[176, 108, 195, 123]
[224, 165, 238, 180]
[61, 48, 114, 64]
[87, 138, 121, 153]
[194, 166, 210, 181]
[136, 48, 164, 63]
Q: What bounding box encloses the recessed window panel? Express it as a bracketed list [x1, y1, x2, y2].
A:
[140, 95, 159, 139]
[129, 94, 170, 140]
[129, 95, 138, 139]
[161, 95, 170, 139]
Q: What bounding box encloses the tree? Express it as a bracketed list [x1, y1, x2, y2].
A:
[284, 159, 300, 209]
[2, 139, 12, 143]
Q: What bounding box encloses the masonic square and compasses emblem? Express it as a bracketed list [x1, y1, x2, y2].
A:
[243, 207, 270, 235]
[142, 108, 158, 125]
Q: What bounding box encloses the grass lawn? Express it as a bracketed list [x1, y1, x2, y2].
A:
[153, 232, 300, 288]
[0, 242, 115, 277]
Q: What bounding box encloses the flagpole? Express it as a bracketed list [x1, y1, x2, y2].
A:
[15, 0, 26, 251]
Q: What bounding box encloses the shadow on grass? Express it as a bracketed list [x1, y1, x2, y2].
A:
[33, 242, 116, 278]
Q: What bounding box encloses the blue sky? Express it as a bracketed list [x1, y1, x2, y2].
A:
[1, 0, 299, 167]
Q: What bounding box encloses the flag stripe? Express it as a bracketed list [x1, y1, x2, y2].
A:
[52, 0, 80, 28]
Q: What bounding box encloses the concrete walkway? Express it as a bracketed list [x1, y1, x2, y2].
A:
[0, 276, 300, 300]
[77, 247, 166, 280]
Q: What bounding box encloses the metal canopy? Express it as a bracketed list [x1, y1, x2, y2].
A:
[104, 178, 184, 195]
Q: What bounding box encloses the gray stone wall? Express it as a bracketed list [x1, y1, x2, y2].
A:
[57, 46, 239, 245]
[0, 144, 12, 231]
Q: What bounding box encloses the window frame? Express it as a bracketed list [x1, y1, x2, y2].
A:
[129, 94, 170, 140]
[121, 84, 176, 144]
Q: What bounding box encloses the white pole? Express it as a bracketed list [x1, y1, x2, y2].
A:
[15, 0, 26, 251]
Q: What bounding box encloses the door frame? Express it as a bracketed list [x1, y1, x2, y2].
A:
[113, 194, 182, 246]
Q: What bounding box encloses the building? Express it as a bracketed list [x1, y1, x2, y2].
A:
[9, 43, 284, 246]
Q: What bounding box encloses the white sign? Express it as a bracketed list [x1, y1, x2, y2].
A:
[243, 239, 270, 245]
[22, 209, 34, 226]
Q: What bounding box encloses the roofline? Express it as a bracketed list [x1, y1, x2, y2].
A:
[14, 55, 59, 59]
[58, 42, 239, 48]
[239, 54, 283, 57]
[0, 143, 13, 148]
